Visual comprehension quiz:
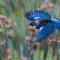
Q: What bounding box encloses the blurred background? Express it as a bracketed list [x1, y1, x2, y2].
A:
[0, 0, 60, 60]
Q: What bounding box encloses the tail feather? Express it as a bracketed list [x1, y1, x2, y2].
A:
[53, 19, 60, 30]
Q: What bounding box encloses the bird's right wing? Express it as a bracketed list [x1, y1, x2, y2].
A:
[33, 22, 55, 42]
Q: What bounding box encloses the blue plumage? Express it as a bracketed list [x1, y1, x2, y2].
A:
[34, 19, 60, 41]
[25, 10, 60, 42]
[35, 22, 55, 41]
[52, 19, 60, 30]
[25, 10, 51, 21]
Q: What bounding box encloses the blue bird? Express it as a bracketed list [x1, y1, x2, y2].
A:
[25, 10, 60, 42]
[25, 10, 51, 29]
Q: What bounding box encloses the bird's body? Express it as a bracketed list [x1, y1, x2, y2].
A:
[35, 19, 60, 41]
[25, 10, 60, 42]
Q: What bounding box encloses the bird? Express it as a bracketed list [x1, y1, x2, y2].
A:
[25, 9, 60, 42]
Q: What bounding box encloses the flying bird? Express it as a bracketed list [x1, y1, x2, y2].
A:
[25, 10, 60, 42]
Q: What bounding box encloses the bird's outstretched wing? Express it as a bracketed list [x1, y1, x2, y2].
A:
[34, 22, 55, 42]
[25, 10, 51, 21]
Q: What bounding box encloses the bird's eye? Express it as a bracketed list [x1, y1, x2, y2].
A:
[29, 23, 35, 26]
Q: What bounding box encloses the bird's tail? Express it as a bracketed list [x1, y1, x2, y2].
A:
[53, 19, 60, 30]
